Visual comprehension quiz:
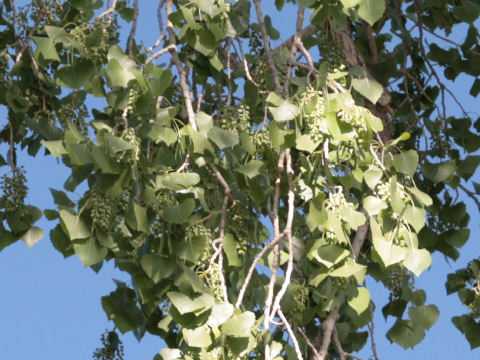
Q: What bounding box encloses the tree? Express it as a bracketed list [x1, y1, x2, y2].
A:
[1, 0, 480, 358]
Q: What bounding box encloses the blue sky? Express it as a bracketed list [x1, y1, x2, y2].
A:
[1, 1, 480, 359]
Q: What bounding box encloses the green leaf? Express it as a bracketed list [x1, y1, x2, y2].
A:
[403, 205, 425, 233]
[183, 325, 212, 348]
[148, 125, 178, 145]
[236, 160, 264, 178]
[103, 133, 134, 152]
[403, 248, 431, 276]
[364, 166, 383, 189]
[363, 196, 388, 216]
[221, 311, 255, 337]
[422, 161, 456, 183]
[452, 315, 480, 349]
[315, 245, 350, 268]
[56, 59, 95, 89]
[387, 319, 426, 349]
[50, 188, 75, 207]
[393, 150, 418, 177]
[32, 36, 60, 61]
[164, 198, 195, 223]
[338, 206, 366, 229]
[364, 111, 384, 132]
[107, 58, 136, 88]
[330, 258, 367, 282]
[73, 238, 107, 267]
[101, 284, 147, 333]
[167, 291, 214, 315]
[59, 209, 90, 240]
[295, 134, 319, 153]
[160, 348, 182, 360]
[348, 287, 371, 315]
[208, 127, 239, 149]
[269, 100, 299, 122]
[41, 140, 67, 157]
[409, 305, 439, 331]
[207, 303, 234, 328]
[352, 77, 383, 104]
[160, 173, 201, 190]
[341, 0, 360, 8]
[358, 0, 386, 26]
[407, 186, 433, 207]
[21, 226, 44, 248]
[141, 254, 176, 282]
[223, 233, 242, 266]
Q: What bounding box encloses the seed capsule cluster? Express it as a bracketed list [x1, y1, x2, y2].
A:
[90, 188, 114, 232]
[92, 329, 124, 360]
[337, 98, 369, 135]
[117, 128, 140, 166]
[386, 266, 415, 300]
[220, 104, 250, 133]
[375, 181, 408, 203]
[229, 205, 251, 257]
[205, 263, 225, 303]
[1, 166, 28, 217]
[300, 88, 327, 143]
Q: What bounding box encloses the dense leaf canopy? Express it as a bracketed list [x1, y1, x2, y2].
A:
[1, 0, 480, 359]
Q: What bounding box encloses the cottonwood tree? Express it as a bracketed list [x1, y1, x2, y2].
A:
[1, 0, 480, 358]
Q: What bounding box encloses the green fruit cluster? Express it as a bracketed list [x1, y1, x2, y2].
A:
[220, 103, 250, 133]
[92, 329, 124, 360]
[117, 128, 140, 166]
[229, 205, 250, 257]
[1, 166, 28, 217]
[386, 266, 415, 300]
[90, 188, 114, 232]
[300, 88, 327, 143]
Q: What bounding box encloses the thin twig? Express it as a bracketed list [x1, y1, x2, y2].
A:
[15, 1, 45, 64]
[253, 0, 282, 94]
[270, 150, 295, 319]
[234, 233, 284, 308]
[367, 302, 381, 360]
[298, 327, 321, 359]
[145, 44, 176, 64]
[127, 0, 139, 56]
[278, 310, 304, 360]
[96, 0, 118, 24]
[458, 184, 480, 210]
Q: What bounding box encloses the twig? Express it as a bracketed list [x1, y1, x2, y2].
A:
[15, 0, 45, 64]
[298, 327, 321, 359]
[127, 0, 139, 56]
[253, 0, 282, 94]
[165, 0, 197, 130]
[367, 302, 381, 360]
[270, 150, 295, 319]
[278, 310, 304, 360]
[145, 44, 176, 64]
[176, 154, 190, 173]
[96, 0, 118, 24]
[333, 327, 365, 360]
[234, 233, 284, 308]
[363, 21, 379, 64]
[284, 7, 304, 97]
[458, 184, 480, 210]
[315, 213, 370, 360]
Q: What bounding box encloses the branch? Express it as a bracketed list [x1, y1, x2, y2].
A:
[253, 0, 282, 94]
[367, 302, 381, 360]
[127, 0, 139, 56]
[15, 1, 45, 64]
[333, 327, 365, 360]
[96, 0, 119, 24]
[270, 150, 295, 319]
[314, 213, 370, 360]
[234, 233, 284, 308]
[278, 310, 304, 360]
[165, 0, 197, 130]
[145, 44, 176, 65]
[458, 184, 480, 210]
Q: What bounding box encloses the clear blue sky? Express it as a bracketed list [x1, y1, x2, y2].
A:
[1, 2, 479, 359]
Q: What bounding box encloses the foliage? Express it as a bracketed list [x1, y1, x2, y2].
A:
[1, 0, 480, 359]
